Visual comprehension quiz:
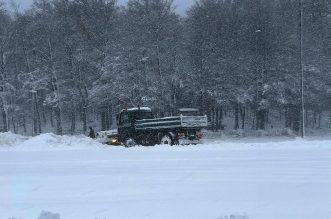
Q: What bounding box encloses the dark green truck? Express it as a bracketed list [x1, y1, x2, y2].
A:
[114, 107, 207, 147]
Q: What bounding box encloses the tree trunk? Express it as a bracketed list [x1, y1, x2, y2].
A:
[70, 111, 76, 135]
[42, 106, 47, 125]
[54, 107, 62, 135]
[101, 111, 106, 131]
[305, 109, 309, 128]
[82, 106, 87, 134]
[252, 110, 256, 129]
[215, 106, 219, 131]
[234, 103, 239, 130]
[291, 106, 300, 132]
[108, 104, 112, 129]
[12, 116, 17, 134]
[36, 99, 42, 134]
[22, 111, 27, 133]
[212, 105, 216, 131]
[240, 106, 246, 129]
[76, 64, 88, 133]
[33, 116, 38, 136]
[285, 107, 289, 128]
[50, 110, 54, 128]
[22, 39, 31, 72]
[48, 38, 63, 135]
[318, 112, 322, 129]
[313, 111, 317, 128]
[1, 105, 7, 132]
[0, 47, 8, 132]
[219, 106, 223, 130]
[32, 92, 38, 136]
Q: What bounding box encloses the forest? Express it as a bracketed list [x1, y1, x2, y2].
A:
[0, 0, 330, 136]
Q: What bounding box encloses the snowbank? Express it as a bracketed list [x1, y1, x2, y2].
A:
[0, 131, 330, 151]
[0, 133, 104, 151]
[0, 132, 29, 147]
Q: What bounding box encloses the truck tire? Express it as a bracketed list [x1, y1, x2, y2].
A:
[124, 138, 136, 147]
[137, 133, 156, 146]
[160, 134, 173, 146]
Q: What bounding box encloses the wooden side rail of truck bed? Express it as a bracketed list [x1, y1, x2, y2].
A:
[135, 115, 208, 130]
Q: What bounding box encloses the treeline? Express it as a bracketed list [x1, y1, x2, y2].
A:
[0, 0, 331, 135]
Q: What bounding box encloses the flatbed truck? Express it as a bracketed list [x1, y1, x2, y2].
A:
[99, 107, 208, 147]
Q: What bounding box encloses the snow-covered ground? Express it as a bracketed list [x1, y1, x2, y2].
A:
[0, 133, 331, 219]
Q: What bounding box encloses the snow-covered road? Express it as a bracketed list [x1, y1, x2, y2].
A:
[0, 133, 331, 219]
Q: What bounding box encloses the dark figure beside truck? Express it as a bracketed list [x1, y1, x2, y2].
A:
[88, 126, 96, 139]
[115, 107, 207, 147]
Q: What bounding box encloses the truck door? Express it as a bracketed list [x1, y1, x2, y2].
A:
[118, 111, 134, 141]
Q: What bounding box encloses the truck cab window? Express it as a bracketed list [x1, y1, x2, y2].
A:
[120, 113, 129, 124]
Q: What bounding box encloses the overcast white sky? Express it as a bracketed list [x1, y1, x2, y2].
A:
[4, 0, 194, 14]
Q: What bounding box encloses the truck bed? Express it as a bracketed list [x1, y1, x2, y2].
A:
[135, 115, 208, 130]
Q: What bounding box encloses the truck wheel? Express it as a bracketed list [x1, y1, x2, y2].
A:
[124, 138, 136, 147]
[160, 134, 173, 146]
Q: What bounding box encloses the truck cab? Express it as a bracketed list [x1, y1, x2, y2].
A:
[117, 107, 154, 144]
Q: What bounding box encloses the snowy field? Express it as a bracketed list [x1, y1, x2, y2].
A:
[0, 133, 331, 219]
